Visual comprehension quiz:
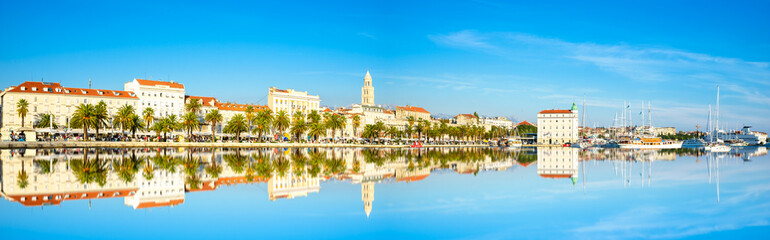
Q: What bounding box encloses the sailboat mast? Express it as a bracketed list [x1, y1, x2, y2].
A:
[716, 85, 720, 138]
[581, 94, 586, 132]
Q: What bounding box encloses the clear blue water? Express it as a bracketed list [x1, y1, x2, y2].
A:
[1, 147, 768, 239]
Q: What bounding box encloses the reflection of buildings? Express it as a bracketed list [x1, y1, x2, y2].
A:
[396, 168, 431, 182]
[362, 182, 373, 218]
[537, 147, 578, 184]
[268, 171, 320, 201]
[0, 149, 139, 207]
[124, 170, 185, 209]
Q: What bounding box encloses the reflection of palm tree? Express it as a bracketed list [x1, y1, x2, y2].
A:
[274, 156, 290, 177]
[142, 157, 154, 180]
[256, 159, 274, 179]
[353, 160, 361, 173]
[17, 161, 29, 189]
[205, 159, 223, 179]
[114, 157, 139, 183]
[223, 153, 246, 174]
[34, 159, 58, 174]
[71, 150, 108, 186]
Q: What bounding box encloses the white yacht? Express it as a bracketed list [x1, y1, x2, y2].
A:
[617, 137, 683, 149]
[705, 144, 731, 153]
[682, 138, 707, 148]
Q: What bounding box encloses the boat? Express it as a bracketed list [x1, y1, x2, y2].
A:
[682, 138, 707, 148]
[617, 137, 683, 149]
[705, 144, 731, 152]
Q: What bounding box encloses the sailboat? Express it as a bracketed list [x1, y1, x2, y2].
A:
[617, 101, 683, 149]
[704, 86, 732, 153]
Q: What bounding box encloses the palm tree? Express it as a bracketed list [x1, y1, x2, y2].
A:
[307, 110, 321, 124]
[16, 99, 29, 127]
[35, 113, 57, 129]
[245, 106, 256, 132]
[362, 124, 379, 141]
[71, 103, 97, 140]
[181, 111, 200, 140]
[290, 114, 307, 142]
[127, 114, 144, 139]
[185, 98, 202, 114]
[113, 104, 135, 138]
[274, 110, 290, 141]
[352, 115, 361, 138]
[93, 101, 109, 140]
[224, 114, 248, 142]
[386, 126, 398, 139]
[205, 159, 223, 178]
[308, 122, 326, 142]
[252, 109, 273, 142]
[325, 114, 345, 142]
[406, 116, 415, 137]
[158, 115, 180, 141]
[142, 107, 155, 127]
[205, 109, 223, 141]
[114, 157, 138, 183]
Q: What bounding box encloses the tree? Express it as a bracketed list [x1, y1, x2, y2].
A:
[307, 110, 321, 124]
[325, 114, 345, 142]
[185, 98, 202, 114]
[93, 101, 109, 140]
[71, 103, 97, 141]
[274, 110, 290, 141]
[160, 115, 180, 141]
[406, 116, 415, 137]
[290, 113, 307, 142]
[386, 126, 398, 139]
[127, 114, 144, 139]
[113, 104, 136, 137]
[253, 109, 273, 142]
[245, 106, 256, 132]
[351, 115, 361, 138]
[362, 124, 379, 141]
[16, 99, 29, 127]
[205, 109, 223, 141]
[17, 162, 28, 189]
[35, 113, 57, 129]
[181, 111, 200, 140]
[142, 107, 155, 127]
[224, 114, 248, 142]
[308, 122, 326, 142]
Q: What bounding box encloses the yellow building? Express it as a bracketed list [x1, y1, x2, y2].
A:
[395, 105, 431, 121]
[267, 87, 321, 117]
[1, 81, 138, 135]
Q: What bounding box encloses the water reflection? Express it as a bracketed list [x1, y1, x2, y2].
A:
[1, 146, 767, 215]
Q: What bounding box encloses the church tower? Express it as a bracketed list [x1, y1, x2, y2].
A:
[361, 70, 374, 106]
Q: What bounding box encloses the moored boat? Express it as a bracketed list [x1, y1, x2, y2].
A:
[617, 137, 682, 149]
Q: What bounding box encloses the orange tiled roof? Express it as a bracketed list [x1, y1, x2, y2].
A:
[6, 81, 138, 99]
[8, 189, 137, 207]
[215, 102, 269, 112]
[397, 173, 429, 182]
[539, 174, 572, 179]
[136, 199, 184, 209]
[186, 95, 218, 107]
[518, 161, 534, 167]
[383, 109, 393, 114]
[518, 120, 535, 126]
[270, 88, 289, 93]
[397, 105, 430, 114]
[539, 109, 573, 114]
[455, 114, 476, 119]
[322, 108, 332, 113]
[135, 79, 184, 89]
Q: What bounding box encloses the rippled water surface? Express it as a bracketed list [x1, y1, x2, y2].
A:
[1, 147, 768, 239]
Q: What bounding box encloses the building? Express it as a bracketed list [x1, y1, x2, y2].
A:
[1, 81, 138, 134]
[267, 87, 321, 117]
[537, 103, 579, 144]
[362, 182, 374, 218]
[653, 127, 676, 136]
[395, 105, 430, 121]
[481, 116, 514, 129]
[361, 70, 374, 106]
[454, 114, 477, 125]
[124, 79, 185, 118]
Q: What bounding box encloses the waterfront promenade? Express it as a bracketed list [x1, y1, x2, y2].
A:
[0, 141, 561, 149]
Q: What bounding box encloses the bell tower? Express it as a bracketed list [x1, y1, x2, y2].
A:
[361, 70, 374, 106]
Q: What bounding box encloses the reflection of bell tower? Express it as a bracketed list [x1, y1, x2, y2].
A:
[361, 70, 374, 106]
[362, 182, 374, 218]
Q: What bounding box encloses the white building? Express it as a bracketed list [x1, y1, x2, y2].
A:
[267, 87, 321, 117]
[481, 116, 514, 129]
[537, 103, 579, 144]
[124, 79, 186, 118]
[124, 169, 185, 209]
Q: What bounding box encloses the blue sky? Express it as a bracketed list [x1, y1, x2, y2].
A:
[1, 0, 769, 131]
